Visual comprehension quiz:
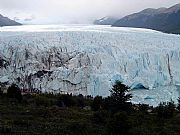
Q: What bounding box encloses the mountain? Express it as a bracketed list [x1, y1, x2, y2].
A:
[0, 25, 179, 105]
[0, 14, 21, 26]
[112, 3, 180, 34]
[94, 17, 118, 25]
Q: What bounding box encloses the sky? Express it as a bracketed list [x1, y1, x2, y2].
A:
[0, 0, 180, 24]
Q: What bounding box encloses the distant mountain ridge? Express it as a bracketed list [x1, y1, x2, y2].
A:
[0, 14, 21, 26]
[94, 17, 118, 25]
[112, 3, 180, 34]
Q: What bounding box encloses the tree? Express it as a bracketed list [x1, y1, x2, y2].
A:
[91, 96, 103, 111]
[7, 84, 22, 102]
[0, 87, 3, 96]
[57, 94, 76, 107]
[138, 104, 151, 114]
[77, 94, 85, 108]
[156, 101, 176, 118]
[35, 96, 51, 107]
[108, 81, 132, 112]
[177, 97, 180, 111]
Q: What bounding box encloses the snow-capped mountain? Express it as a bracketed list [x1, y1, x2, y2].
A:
[0, 14, 21, 26]
[94, 17, 118, 25]
[0, 25, 180, 105]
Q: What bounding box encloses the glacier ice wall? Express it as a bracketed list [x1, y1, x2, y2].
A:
[0, 25, 180, 99]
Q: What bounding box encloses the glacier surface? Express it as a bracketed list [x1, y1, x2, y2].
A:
[0, 25, 180, 106]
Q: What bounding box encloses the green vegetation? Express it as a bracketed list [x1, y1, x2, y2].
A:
[0, 81, 180, 135]
[107, 81, 132, 113]
[7, 84, 22, 103]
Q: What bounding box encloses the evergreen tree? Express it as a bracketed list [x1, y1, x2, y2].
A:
[177, 97, 180, 111]
[156, 101, 176, 118]
[77, 94, 85, 108]
[108, 80, 132, 112]
[0, 87, 3, 96]
[91, 96, 103, 111]
[7, 84, 22, 102]
[57, 94, 76, 107]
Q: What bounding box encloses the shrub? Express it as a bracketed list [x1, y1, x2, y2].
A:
[156, 101, 176, 118]
[138, 104, 151, 113]
[35, 95, 52, 107]
[177, 97, 180, 112]
[0, 88, 3, 96]
[76, 94, 85, 108]
[0, 126, 12, 134]
[67, 121, 89, 135]
[106, 112, 131, 135]
[57, 94, 76, 107]
[93, 110, 110, 124]
[91, 96, 103, 111]
[7, 84, 22, 102]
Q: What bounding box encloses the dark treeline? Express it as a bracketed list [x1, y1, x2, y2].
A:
[0, 81, 180, 135]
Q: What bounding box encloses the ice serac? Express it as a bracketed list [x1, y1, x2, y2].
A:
[0, 25, 180, 100]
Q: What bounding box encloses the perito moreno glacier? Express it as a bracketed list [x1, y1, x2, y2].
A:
[0, 25, 180, 106]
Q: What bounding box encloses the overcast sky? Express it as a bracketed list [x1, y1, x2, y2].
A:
[0, 0, 180, 24]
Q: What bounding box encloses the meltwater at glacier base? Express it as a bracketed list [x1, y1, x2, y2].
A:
[0, 25, 180, 106]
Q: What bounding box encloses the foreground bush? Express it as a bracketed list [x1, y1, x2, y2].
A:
[107, 112, 131, 135]
[0, 81, 180, 135]
[177, 97, 180, 111]
[7, 84, 22, 102]
[91, 96, 103, 111]
[156, 101, 176, 119]
[34, 95, 53, 107]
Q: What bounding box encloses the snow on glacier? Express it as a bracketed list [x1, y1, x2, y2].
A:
[0, 25, 180, 106]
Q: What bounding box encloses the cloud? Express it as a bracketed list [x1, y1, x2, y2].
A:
[0, 0, 180, 24]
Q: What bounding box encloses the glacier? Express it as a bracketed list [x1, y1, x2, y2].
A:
[0, 25, 180, 106]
